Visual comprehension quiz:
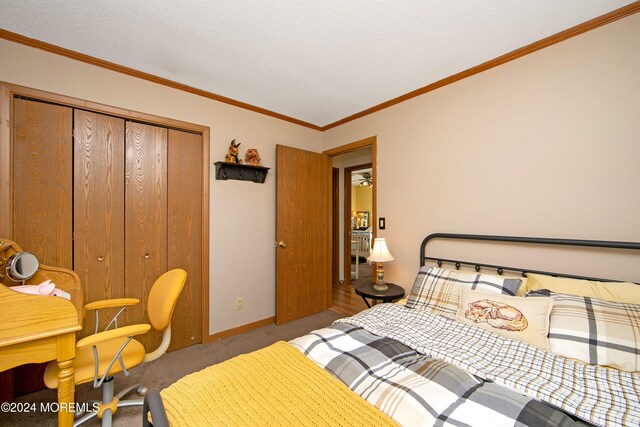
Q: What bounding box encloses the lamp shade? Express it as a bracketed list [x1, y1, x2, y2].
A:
[367, 238, 395, 263]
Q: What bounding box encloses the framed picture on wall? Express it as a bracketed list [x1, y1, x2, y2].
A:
[356, 211, 369, 230]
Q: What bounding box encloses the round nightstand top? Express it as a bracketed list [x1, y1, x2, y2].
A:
[355, 282, 405, 300]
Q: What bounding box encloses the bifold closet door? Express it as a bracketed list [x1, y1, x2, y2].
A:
[167, 129, 202, 351]
[125, 121, 168, 351]
[9, 97, 73, 399]
[13, 99, 203, 356]
[12, 98, 73, 268]
[73, 110, 125, 338]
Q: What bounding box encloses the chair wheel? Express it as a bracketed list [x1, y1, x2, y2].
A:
[136, 386, 148, 396]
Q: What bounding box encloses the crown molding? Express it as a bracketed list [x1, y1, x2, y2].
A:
[0, 28, 322, 131]
[2, 1, 638, 132]
[320, 1, 640, 131]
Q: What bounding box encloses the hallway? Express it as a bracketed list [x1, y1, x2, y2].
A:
[330, 261, 371, 317]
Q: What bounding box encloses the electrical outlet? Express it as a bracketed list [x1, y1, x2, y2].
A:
[236, 297, 244, 310]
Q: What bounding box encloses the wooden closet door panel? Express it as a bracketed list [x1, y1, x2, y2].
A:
[125, 121, 167, 351]
[13, 98, 72, 267]
[74, 110, 125, 337]
[167, 129, 202, 351]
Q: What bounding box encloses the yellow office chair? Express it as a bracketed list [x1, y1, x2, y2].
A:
[44, 269, 187, 426]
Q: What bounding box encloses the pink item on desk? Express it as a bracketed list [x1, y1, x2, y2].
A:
[9, 279, 71, 300]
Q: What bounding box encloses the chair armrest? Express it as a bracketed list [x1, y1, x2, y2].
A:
[85, 298, 140, 310]
[77, 324, 151, 349]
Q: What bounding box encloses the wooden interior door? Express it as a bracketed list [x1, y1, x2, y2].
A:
[125, 121, 168, 351]
[73, 110, 125, 337]
[276, 145, 332, 324]
[167, 129, 202, 350]
[12, 98, 73, 268]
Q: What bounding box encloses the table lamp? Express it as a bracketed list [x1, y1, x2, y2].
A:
[367, 238, 395, 291]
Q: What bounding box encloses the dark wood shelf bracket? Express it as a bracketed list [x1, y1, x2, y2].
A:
[214, 161, 270, 183]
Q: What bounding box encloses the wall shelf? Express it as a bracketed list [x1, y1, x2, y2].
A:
[214, 161, 270, 183]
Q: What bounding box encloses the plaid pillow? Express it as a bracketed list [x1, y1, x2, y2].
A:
[528, 290, 640, 371]
[406, 267, 523, 318]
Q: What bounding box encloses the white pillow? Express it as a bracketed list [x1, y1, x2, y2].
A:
[406, 266, 524, 319]
[457, 288, 552, 350]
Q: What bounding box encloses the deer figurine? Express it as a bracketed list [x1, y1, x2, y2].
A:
[224, 139, 242, 164]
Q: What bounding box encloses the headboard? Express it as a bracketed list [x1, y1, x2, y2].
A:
[420, 233, 640, 284]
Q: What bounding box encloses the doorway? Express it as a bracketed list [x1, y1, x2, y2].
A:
[323, 137, 376, 316]
[343, 163, 373, 287]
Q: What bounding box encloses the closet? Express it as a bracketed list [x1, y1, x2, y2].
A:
[12, 97, 204, 353]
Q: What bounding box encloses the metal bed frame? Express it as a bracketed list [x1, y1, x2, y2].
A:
[420, 233, 640, 284]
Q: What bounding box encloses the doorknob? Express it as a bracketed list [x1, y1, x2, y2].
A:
[277, 241, 287, 248]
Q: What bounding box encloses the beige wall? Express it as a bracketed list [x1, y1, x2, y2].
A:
[354, 186, 372, 214]
[2, 11, 639, 335]
[323, 13, 640, 288]
[0, 39, 323, 335]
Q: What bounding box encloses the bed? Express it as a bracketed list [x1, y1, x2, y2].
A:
[149, 234, 640, 427]
[351, 229, 372, 258]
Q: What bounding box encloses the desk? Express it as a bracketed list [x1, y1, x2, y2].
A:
[0, 239, 83, 427]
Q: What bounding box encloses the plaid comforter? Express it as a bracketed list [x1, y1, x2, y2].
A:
[291, 304, 640, 427]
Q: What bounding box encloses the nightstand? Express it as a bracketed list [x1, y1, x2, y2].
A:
[355, 282, 405, 308]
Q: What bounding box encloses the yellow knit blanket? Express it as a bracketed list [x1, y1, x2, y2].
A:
[160, 341, 397, 426]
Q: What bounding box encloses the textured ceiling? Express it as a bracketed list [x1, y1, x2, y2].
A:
[0, 1, 634, 127]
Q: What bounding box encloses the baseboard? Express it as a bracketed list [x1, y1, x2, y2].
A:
[204, 316, 275, 342]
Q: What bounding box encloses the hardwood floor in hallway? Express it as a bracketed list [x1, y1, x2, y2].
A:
[330, 258, 371, 317]
[330, 282, 369, 316]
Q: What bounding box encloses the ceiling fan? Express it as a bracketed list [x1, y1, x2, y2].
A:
[358, 171, 373, 187]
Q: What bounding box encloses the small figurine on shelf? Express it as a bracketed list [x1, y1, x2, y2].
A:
[224, 139, 242, 164]
[244, 148, 262, 166]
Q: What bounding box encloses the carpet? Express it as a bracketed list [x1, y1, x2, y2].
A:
[0, 310, 343, 427]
